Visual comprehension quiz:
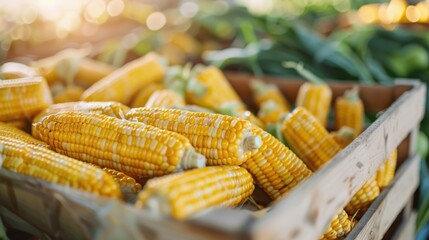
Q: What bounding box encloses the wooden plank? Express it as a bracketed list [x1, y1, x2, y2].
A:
[391, 211, 417, 240]
[345, 154, 419, 240]
[225, 72, 411, 113]
[251, 82, 425, 240]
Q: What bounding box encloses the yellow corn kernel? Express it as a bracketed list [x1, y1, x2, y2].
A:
[135, 166, 254, 220]
[82, 52, 165, 104]
[0, 122, 48, 148]
[320, 210, 353, 240]
[103, 168, 143, 194]
[145, 89, 185, 108]
[335, 87, 364, 134]
[0, 135, 121, 198]
[376, 149, 397, 189]
[126, 107, 262, 166]
[242, 126, 312, 199]
[0, 77, 52, 122]
[284, 62, 332, 126]
[53, 86, 85, 103]
[34, 111, 206, 177]
[131, 82, 164, 108]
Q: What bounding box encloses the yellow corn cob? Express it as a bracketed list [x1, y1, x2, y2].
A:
[0, 135, 121, 198]
[145, 89, 185, 108]
[284, 62, 332, 126]
[74, 58, 115, 88]
[282, 107, 340, 171]
[335, 87, 364, 135]
[103, 168, 143, 194]
[131, 82, 164, 108]
[135, 166, 254, 220]
[186, 65, 246, 111]
[283, 108, 380, 219]
[53, 86, 85, 103]
[34, 111, 206, 177]
[126, 108, 262, 166]
[376, 149, 398, 189]
[0, 77, 53, 122]
[250, 79, 291, 112]
[0, 62, 38, 79]
[241, 126, 312, 199]
[257, 101, 286, 125]
[3, 120, 29, 131]
[0, 122, 48, 148]
[81, 52, 165, 104]
[330, 126, 357, 149]
[32, 101, 130, 139]
[320, 210, 353, 240]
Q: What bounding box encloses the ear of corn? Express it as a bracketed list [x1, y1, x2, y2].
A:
[186, 65, 245, 111]
[320, 210, 353, 240]
[0, 77, 53, 122]
[135, 166, 254, 220]
[32, 101, 130, 139]
[330, 126, 357, 149]
[335, 87, 364, 134]
[250, 79, 291, 112]
[282, 107, 340, 171]
[0, 122, 48, 148]
[375, 149, 397, 189]
[0, 135, 122, 198]
[53, 86, 85, 103]
[131, 82, 164, 108]
[241, 126, 312, 199]
[35, 111, 206, 177]
[0, 62, 38, 79]
[284, 62, 332, 126]
[283, 107, 379, 219]
[81, 52, 165, 104]
[257, 101, 286, 125]
[74, 58, 115, 88]
[145, 89, 185, 108]
[126, 108, 262, 166]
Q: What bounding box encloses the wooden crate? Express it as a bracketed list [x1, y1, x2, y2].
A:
[0, 73, 426, 240]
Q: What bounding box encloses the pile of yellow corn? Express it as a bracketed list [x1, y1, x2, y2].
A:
[0, 53, 397, 239]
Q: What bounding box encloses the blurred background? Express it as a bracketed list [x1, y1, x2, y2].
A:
[1, 0, 429, 238]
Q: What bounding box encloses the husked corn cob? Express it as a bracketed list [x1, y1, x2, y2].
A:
[330, 126, 356, 148]
[335, 87, 364, 134]
[53, 86, 84, 103]
[282, 107, 340, 170]
[75, 58, 115, 88]
[35, 111, 206, 177]
[0, 62, 38, 79]
[32, 101, 130, 139]
[186, 65, 246, 111]
[126, 108, 262, 165]
[250, 79, 291, 112]
[376, 149, 398, 189]
[320, 210, 353, 240]
[131, 82, 164, 108]
[135, 166, 254, 220]
[0, 135, 121, 198]
[145, 89, 185, 108]
[82, 52, 165, 104]
[0, 77, 53, 122]
[0, 122, 48, 148]
[242, 127, 312, 199]
[284, 62, 332, 126]
[103, 168, 143, 194]
[344, 177, 380, 218]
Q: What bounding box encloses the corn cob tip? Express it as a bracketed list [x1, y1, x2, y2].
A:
[187, 78, 206, 98]
[243, 135, 262, 151]
[145, 195, 171, 215]
[180, 149, 206, 170]
[337, 126, 356, 141]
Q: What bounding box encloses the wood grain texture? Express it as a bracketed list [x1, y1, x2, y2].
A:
[250, 81, 425, 240]
[345, 155, 419, 240]
[391, 211, 417, 240]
